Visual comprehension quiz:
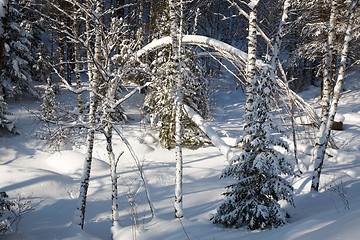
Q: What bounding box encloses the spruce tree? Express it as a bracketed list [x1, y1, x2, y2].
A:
[1, 0, 37, 97]
[212, 66, 294, 230]
[143, 3, 209, 149]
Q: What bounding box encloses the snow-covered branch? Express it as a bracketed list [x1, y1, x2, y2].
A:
[183, 104, 235, 163]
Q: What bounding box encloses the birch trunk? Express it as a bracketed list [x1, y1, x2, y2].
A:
[319, 0, 338, 137]
[73, 6, 83, 115]
[270, 0, 290, 70]
[183, 104, 235, 162]
[56, 0, 65, 82]
[270, 0, 302, 169]
[169, 0, 184, 218]
[75, 105, 95, 229]
[86, 14, 93, 85]
[136, 0, 144, 49]
[105, 124, 120, 233]
[74, 1, 103, 228]
[245, 0, 259, 118]
[174, 73, 183, 219]
[57, 26, 65, 82]
[311, 0, 358, 191]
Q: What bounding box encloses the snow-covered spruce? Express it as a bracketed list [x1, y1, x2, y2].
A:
[1, 1, 38, 98]
[212, 66, 294, 230]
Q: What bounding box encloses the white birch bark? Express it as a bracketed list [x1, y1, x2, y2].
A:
[74, 107, 95, 229]
[73, 6, 83, 115]
[270, 0, 302, 170]
[270, 0, 290, 71]
[245, 0, 259, 116]
[319, 0, 338, 136]
[105, 124, 120, 233]
[74, 1, 103, 229]
[169, 0, 184, 219]
[86, 14, 93, 87]
[311, 0, 358, 191]
[183, 104, 235, 162]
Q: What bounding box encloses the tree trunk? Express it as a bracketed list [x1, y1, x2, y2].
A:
[86, 14, 93, 86]
[319, 0, 338, 138]
[311, 0, 358, 192]
[136, 0, 144, 50]
[105, 124, 120, 233]
[75, 121, 95, 229]
[74, 1, 103, 229]
[174, 70, 183, 219]
[56, 10, 65, 83]
[169, 0, 184, 218]
[73, 6, 83, 115]
[245, 0, 259, 117]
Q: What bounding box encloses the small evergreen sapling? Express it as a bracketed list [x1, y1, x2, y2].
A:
[212, 66, 294, 230]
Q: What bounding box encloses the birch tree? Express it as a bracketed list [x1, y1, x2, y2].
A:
[169, 0, 184, 219]
[244, 0, 259, 117]
[72, 4, 83, 115]
[311, 0, 359, 192]
[74, 0, 104, 228]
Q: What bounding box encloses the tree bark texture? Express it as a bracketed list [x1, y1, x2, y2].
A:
[169, 0, 184, 218]
[245, 1, 259, 117]
[311, 0, 358, 192]
[73, 6, 83, 115]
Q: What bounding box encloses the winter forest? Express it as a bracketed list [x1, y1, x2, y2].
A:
[0, 0, 360, 239]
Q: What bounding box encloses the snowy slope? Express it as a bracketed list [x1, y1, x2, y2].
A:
[1, 68, 360, 240]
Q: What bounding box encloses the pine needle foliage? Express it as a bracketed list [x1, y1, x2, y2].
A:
[212, 66, 294, 230]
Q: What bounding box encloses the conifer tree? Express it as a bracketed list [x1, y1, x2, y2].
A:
[212, 66, 294, 229]
[142, 1, 209, 149]
[1, 0, 38, 97]
[0, 0, 10, 132]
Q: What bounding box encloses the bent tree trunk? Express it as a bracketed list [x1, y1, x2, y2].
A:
[311, 0, 358, 191]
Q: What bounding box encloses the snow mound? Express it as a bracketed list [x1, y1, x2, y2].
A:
[46, 150, 84, 174]
[46, 150, 110, 175]
[0, 165, 74, 198]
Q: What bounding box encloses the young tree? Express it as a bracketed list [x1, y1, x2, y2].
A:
[74, 0, 103, 229]
[212, 0, 294, 230]
[212, 65, 294, 230]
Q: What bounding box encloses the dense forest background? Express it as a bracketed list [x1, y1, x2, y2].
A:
[1, 0, 360, 238]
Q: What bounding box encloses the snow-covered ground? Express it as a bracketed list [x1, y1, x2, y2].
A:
[1, 68, 360, 240]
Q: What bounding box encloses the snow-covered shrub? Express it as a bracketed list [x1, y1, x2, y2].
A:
[212, 66, 294, 229]
[0, 192, 14, 234]
[1, 192, 36, 235]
